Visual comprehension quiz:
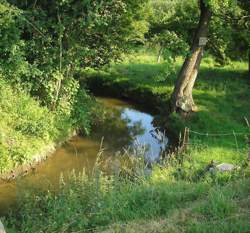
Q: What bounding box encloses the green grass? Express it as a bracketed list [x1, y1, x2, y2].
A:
[1, 50, 250, 232]
[4, 163, 250, 233]
[0, 78, 94, 174]
[82, 50, 250, 169]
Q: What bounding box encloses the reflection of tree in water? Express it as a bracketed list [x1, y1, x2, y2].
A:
[152, 115, 176, 151]
[150, 129, 168, 159]
[91, 107, 145, 150]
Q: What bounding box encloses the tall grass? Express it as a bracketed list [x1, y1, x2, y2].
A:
[4, 150, 250, 233]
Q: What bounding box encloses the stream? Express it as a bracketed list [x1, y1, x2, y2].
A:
[0, 97, 169, 215]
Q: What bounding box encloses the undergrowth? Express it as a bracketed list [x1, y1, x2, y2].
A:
[0, 78, 96, 174]
[3, 152, 250, 233]
[82, 50, 250, 169]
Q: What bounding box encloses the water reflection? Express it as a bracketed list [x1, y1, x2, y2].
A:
[120, 107, 168, 161]
[0, 97, 168, 215]
[90, 106, 145, 150]
[92, 98, 169, 161]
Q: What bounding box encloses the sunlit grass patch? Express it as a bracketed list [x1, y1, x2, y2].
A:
[63, 49, 250, 232]
[4, 158, 249, 233]
[0, 78, 96, 174]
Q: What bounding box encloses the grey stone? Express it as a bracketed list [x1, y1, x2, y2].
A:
[216, 163, 235, 172]
[0, 220, 6, 233]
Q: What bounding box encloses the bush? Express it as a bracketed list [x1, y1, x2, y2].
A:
[0, 79, 56, 171]
[0, 76, 97, 173]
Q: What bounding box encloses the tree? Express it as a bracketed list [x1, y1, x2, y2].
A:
[148, 0, 198, 53]
[5, 0, 149, 108]
[237, 1, 250, 74]
[151, 30, 188, 63]
[170, 0, 237, 113]
[207, 1, 249, 67]
[0, 1, 29, 83]
[170, 0, 211, 113]
[148, 0, 242, 67]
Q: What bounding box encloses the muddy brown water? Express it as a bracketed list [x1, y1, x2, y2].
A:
[0, 97, 168, 215]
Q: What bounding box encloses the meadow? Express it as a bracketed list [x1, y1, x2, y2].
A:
[3, 50, 250, 232]
[83, 50, 250, 171]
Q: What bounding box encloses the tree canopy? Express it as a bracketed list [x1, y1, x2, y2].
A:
[149, 0, 249, 65]
[0, 0, 149, 108]
[0, 0, 249, 112]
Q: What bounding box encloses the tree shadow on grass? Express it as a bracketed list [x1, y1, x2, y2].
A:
[108, 62, 177, 88]
[108, 61, 248, 93]
[195, 66, 249, 90]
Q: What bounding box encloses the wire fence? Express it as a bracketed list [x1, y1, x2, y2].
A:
[189, 130, 250, 137]
[178, 127, 250, 153]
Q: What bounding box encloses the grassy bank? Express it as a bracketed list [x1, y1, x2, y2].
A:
[82, 50, 250, 172]
[1, 50, 250, 232]
[0, 78, 95, 175]
[3, 158, 250, 233]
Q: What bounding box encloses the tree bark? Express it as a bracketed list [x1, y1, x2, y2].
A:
[170, 0, 211, 113]
[157, 46, 164, 63]
[248, 48, 250, 76]
[51, 12, 63, 111]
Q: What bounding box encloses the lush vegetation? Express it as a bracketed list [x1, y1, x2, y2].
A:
[0, 0, 148, 173]
[148, 0, 250, 65]
[2, 49, 250, 232]
[4, 156, 250, 233]
[0, 0, 250, 232]
[83, 50, 250, 175]
[0, 77, 95, 173]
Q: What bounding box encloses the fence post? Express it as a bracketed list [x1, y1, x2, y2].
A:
[178, 131, 182, 149]
[182, 127, 189, 150]
[178, 127, 189, 154]
[233, 130, 239, 151]
[244, 116, 250, 129]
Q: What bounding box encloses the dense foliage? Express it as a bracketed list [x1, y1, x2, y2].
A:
[0, 1, 250, 232]
[0, 0, 149, 109]
[0, 78, 63, 172]
[0, 0, 150, 172]
[148, 0, 250, 65]
[1, 0, 249, 110]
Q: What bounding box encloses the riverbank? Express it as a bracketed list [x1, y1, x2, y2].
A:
[4, 160, 250, 233]
[0, 132, 77, 183]
[1, 51, 250, 232]
[0, 96, 170, 215]
[0, 78, 96, 180]
[82, 51, 250, 174]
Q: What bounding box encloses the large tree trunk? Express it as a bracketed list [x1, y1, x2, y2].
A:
[170, 0, 211, 113]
